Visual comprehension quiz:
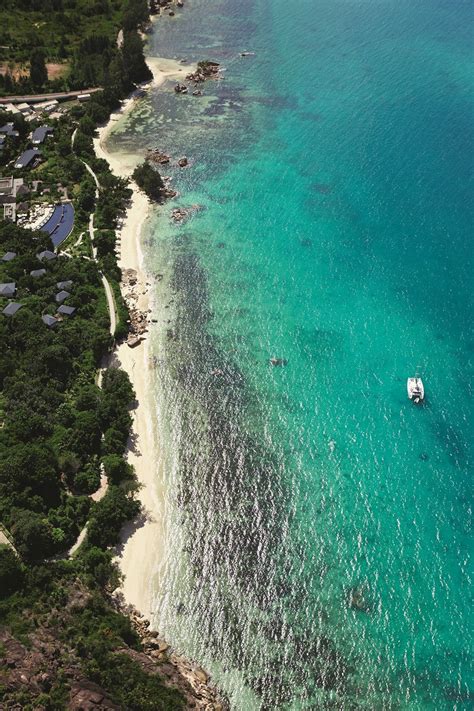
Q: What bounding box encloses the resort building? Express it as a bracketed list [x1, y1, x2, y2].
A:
[0, 123, 20, 138]
[37, 249, 57, 262]
[2, 203, 16, 222]
[30, 269, 47, 278]
[1, 252, 17, 262]
[40, 202, 75, 247]
[2, 302, 23, 317]
[32, 126, 54, 145]
[57, 305, 76, 317]
[0, 282, 16, 297]
[14, 148, 42, 170]
[17, 103, 34, 118]
[0, 177, 28, 222]
[0, 104, 20, 115]
[57, 280, 73, 290]
[42, 314, 58, 328]
[55, 290, 70, 303]
[0, 176, 24, 199]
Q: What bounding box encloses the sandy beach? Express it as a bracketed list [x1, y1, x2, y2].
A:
[93, 56, 195, 618]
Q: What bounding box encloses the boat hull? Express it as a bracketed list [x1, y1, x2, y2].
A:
[407, 377, 425, 403]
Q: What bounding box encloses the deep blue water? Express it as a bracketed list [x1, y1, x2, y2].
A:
[109, 0, 473, 707]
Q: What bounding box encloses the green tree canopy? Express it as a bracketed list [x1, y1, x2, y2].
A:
[29, 49, 48, 88]
[0, 544, 24, 598]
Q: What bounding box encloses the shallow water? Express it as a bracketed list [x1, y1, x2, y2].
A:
[108, 0, 473, 707]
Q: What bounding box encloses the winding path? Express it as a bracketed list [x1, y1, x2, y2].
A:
[70, 128, 117, 337]
[64, 128, 120, 558]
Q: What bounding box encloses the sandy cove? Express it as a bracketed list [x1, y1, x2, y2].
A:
[93, 56, 195, 618]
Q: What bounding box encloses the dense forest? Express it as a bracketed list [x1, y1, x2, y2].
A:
[0, 216, 186, 706]
[0, 0, 151, 95]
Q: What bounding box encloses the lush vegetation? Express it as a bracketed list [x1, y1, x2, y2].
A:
[133, 161, 166, 201]
[0, 4, 189, 709]
[0, 220, 119, 558]
[0, 217, 185, 708]
[0, 0, 151, 96]
[0, 552, 185, 709]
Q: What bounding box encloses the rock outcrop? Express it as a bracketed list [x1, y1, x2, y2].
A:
[124, 605, 227, 710]
[1, 580, 227, 710]
[170, 204, 203, 223]
[186, 61, 220, 84]
[146, 148, 171, 165]
[122, 268, 149, 347]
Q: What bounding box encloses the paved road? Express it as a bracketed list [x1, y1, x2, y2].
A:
[1, 88, 102, 104]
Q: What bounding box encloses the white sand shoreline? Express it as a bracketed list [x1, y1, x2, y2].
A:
[93, 55, 195, 618]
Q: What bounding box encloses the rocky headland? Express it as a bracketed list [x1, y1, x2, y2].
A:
[1, 580, 227, 710]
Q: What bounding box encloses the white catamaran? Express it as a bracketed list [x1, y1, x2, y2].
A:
[407, 375, 425, 403]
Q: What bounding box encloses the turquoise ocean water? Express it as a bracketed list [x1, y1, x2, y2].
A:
[108, 0, 473, 707]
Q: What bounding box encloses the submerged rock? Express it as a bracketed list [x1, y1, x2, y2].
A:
[174, 83, 188, 94]
[347, 584, 370, 612]
[146, 149, 170, 164]
[269, 357, 288, 367]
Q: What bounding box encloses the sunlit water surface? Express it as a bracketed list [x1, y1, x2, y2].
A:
[107, 0, 473, 707]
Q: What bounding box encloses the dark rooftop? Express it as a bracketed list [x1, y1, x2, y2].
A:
[30, 268, 47, 277]
[41, 203, 75, 248]
[55, 290, 70, 303]
[57, 305, 76, 316]
[1, 251, 17, 262]
[37, 250, 57, 261]
[0, 123, 19, 138]
[57, 280, 73, 289]
[32, 126, 53, 145]
[3, 302, 23, 316]
[42, 314, 58, 327]
[14, 148, 41, 169]
[0, 282, 16, 297]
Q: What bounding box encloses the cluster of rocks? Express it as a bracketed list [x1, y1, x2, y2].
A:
[146, 148, 170, 164]
[162, 185, 179, 200]
[186, 61, 220, 83]
[151, 0, 184, 16]
[128, 608, 228, 710]
[122, 268, 151, 348]
[171, 203, 203, 223]
[174, 60, 220, 96]
[146, 148, 189, 168]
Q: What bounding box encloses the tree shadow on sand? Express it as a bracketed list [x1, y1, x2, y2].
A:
[115, 509, 153, 556]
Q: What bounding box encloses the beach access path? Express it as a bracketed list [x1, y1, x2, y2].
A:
[69, 128, 117, 337]
[63, 130, 121, 558]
